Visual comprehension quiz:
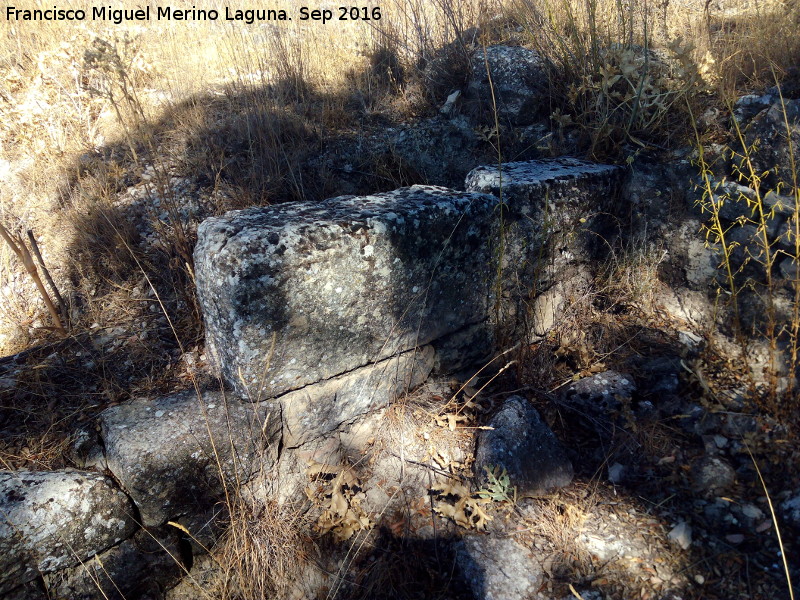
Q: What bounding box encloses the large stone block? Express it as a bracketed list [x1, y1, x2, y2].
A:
[194, 160, 624, 414]
[467, 45, 550, 126]
[466, 158, 624, 336]
[194, 185, 500, 401]
[281, 345, 435, 446]
[0, 470, 137, 593]
[100, 390, 280, 526]
[465, 157, 624, 233]
[455, 535, 544, 600]
[43, 527, 184, 600]
[475, 396, 573, 496]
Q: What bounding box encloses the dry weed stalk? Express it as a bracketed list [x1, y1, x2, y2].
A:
[691, 75, 800, 416]
[0, 223, 66, 334]
[214, 494, 310, 600]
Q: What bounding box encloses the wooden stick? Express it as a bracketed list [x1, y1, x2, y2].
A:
[27, 230, 68, 328]
[0, 223, 65, 334]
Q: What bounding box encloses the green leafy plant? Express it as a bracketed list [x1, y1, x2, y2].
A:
[475, 464, 517, 504]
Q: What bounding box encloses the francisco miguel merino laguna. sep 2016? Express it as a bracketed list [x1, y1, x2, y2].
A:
[4, 5, 296, 24]
[5, 5, 382, 23]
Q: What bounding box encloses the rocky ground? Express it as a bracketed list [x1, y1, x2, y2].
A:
[1, 39, 800, 600]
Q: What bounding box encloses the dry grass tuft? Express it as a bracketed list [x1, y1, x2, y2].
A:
[213, 494, 312, 600]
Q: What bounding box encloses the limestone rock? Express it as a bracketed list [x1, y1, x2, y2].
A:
[742, 98, 800, 190]
[475, 395, 573, 496]
[465, 158, 624, 280]
[466, 158, 623, 339]
[779, 256, 797, 282]
[636, 356, 683, 396]
[386, 116, 487, 187]
[561, 370, 636, 416]
[529, 267, 592, 338]
[456, 535, 544, 600]
[781, 493, 800, 529]
[68, 427, 107, 470]
[0, 470, 137, 594]
[691, 456, 735, 497]
[624, 154, 700, 231]
[100, 390, 280, 526]
[195, 160, 626, 410]
[281, 345, 435, 446]
[194, 185, 500, 401]
[467, 45, 550, 126]
[314, 116, 490, 192]
[713, 180, 758, 222]
[733, 92, 775, 124]
[165, 554, 222, 600]
[465, 157, 623, 220]
[667, 521, 693, 550]
[44, 527, 184, 600]
[725, 224, 761, 271]
[431, 321, 494, 374]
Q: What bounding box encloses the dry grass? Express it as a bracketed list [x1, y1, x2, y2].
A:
[2, 0, 800, 597]
[691, 82, 800, 419]
[2, 0, 800, 353]
[212, 494, 312, 600]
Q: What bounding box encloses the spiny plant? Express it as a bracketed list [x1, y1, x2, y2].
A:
[510, 0, 708, 157]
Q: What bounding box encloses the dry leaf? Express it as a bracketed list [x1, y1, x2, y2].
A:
[431, 481, 494, 531]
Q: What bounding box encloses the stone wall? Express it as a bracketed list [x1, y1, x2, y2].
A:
[194, 157, 623, 446]
[0, 157, 623, 599]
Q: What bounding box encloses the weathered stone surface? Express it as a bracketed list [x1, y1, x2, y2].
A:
[781, 493, 800, 529]
[742, 98, 800, 189]
[712, 180, 758, 222]
[560, 370, 636, 416]
[0, 580, 45, 600]
[466, 158, 623, 338]
[311, 115, 493, 192]
[475, 396, 573, 496]
[455, 535, 544, 600]
[466, 157, 623, 215]
[467, 45, 549, 126]
[386, 116, 487, 188]
[281, 345, 435, 446]
[691, 456, 735, 497]
[100, 390, 280, 526]
[44, 527, 183, 600]
[430, 320, 494, 374]
[68, 427, 107, 471]
[563, 371, 636, 410]
[195, 160, 624, 406]
[779, 256, 798, 282]
[195, 185, 500, 401]
[680, 224, 719, 290]
[466, 158, 623, 280]
[624, 153, 699, 232]
[636, 355, 682, 396]
[561, 371, 636, 433]
[0, 470, 137, 593]
[734, 92, 775, 124]
[529, 266, 592, 338]
[708, 181, 794, 226]
[165, 554, 222, 600]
